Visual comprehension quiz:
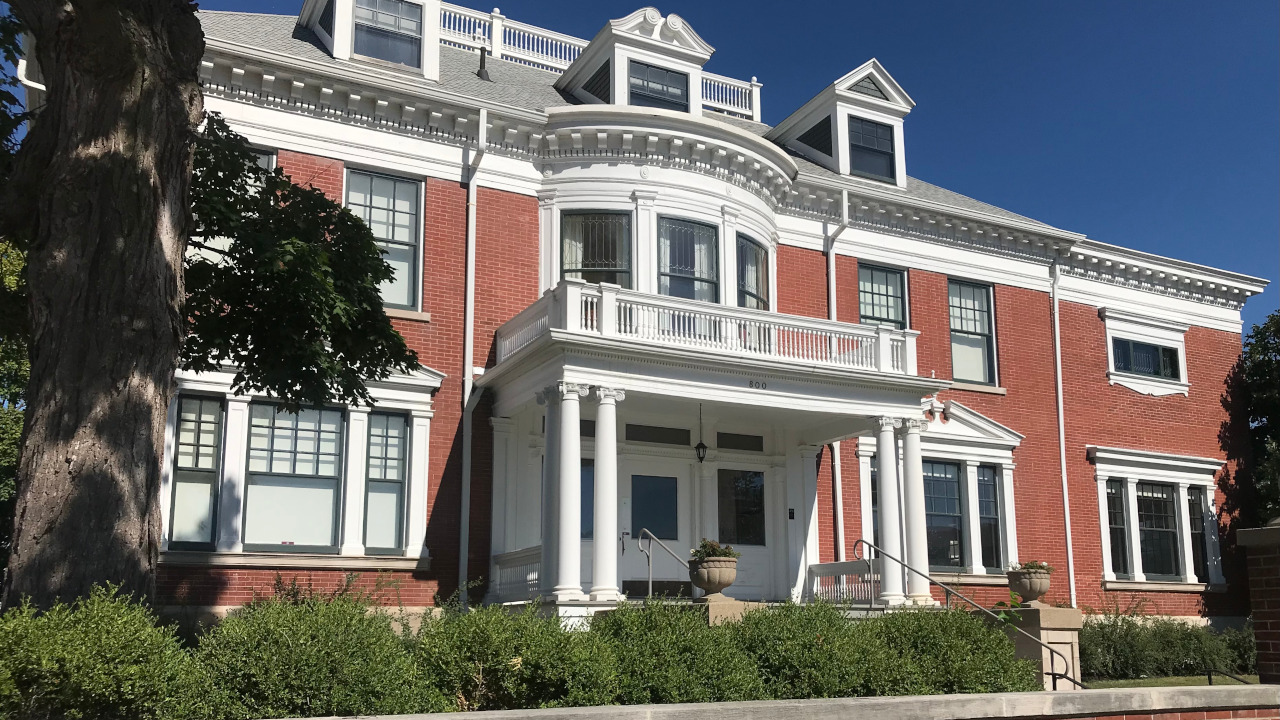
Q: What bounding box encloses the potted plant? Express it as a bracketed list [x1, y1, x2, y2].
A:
[1006, 560, 1054, 605]
[689, 538, 741, 599]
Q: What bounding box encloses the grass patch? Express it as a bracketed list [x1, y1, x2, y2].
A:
[1087, 674, 1260, 689]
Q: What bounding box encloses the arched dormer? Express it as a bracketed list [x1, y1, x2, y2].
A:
[766, 59, 915, 188]
[555, 7, 715, 117]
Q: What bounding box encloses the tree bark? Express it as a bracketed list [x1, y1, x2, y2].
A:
[2, 0, 204, 609]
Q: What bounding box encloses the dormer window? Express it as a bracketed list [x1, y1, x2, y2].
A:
[849, 116, 895, 183]
[629, 61, 689, 112]
[353, 0, 423, 69]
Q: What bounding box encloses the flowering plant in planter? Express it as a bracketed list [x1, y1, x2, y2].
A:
[1006, 560, 1053, 605]
[1008, 560, 1054, 573]
[688, 539, 740, 598]
[690, 538, 741, 562]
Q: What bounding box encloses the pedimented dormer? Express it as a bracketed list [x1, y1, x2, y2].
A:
[556, 7, 716, 116]
[299, 0, 443, 82]
[767, 59, 915, 188]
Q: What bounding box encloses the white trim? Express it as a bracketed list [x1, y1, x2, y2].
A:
[1102, 307, 1190, 397]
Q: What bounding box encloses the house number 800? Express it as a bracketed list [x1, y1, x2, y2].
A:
[747, 380, 767, 390]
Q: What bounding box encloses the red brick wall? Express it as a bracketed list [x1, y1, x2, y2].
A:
[776, 244, 828, 319]
[1244, 537, 1280, 684]
[156, 566, 435, 607]
[835, 255, 859, 324]
[275, 150, 344, 198]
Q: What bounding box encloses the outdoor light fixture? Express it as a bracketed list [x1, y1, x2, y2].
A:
[694, 403, 707, 463]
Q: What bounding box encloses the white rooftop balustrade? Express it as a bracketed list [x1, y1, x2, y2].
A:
[496, 280, 919, 376]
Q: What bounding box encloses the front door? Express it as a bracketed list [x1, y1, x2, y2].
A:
[619, 458, 691, 596]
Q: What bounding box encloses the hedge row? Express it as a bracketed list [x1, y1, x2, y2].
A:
[0, 584, 1039, 720]
[1079, 611, 1256, 680]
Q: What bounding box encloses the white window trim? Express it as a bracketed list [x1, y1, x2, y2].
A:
[1088, 445, 1225, 588]
[857, 262, 911, 330]
[947, 279, 999, 387]
[159, 365, 442, 562]
[1102, 308, 1190, 397]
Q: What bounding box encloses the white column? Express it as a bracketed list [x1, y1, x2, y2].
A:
[857, 441, 875, 548]
[875, 417, 905, 605]
[901, 420, 932, 604]
[489, 417, 514, 558]
[215, 396, 251, 553]
[590, 387, 625, 602]
[405, 410, 431, 559]
[554, 382, 589, 601]
[1000, 463, 1018, 567]
[1097, 477, 1116, 581]
[632, 191, 658, 295]
[537, 389, 560, 594]
[720, 205, 739, 306]
[340, 407, 371, 556]
[1124, 478, 1145, 582]
[1175, 482, 1198, 583]
[769, 467, 789, 601]
[1205, 490, 1226, 585]
[800, 445, 821, 582]
[962, 460, 984, 575]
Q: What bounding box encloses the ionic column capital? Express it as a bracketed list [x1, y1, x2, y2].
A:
[875, 416, 902, 432]
[557, 382, 591, 400]
[903, 418, 929, 434]
[596, 386, 626, 404]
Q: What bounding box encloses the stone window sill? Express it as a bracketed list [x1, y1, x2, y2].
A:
[386, 308, 432, 323]
[949, 382, 1008, 396]
[160, 550, 428, 571]
[1103, 579, 1218, 593]
[1107, 371, 1189, 397]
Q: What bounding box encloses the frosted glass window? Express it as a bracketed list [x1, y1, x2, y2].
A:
[347, 170, 420, 309]
[170, 396, 223, 546]
[365, 413, 407, 552]
[353, 0, 422, 68]
[245, 404, 343, 551]
[948, 280, 995, 384]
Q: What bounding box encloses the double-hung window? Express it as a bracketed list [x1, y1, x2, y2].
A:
[1187, 486, 1209, 583]
[924, 461, 964, 570]
[858, 265, 906, 328]
[848, 117, 896, 183]
[347, 171, 421, 309]
[718, 469, 766, 546]
[1106, 479, 1130, 578]
[353, 0, 422, 68]
[976, 466, 1003, 572]
[628, 61, 689, 112]
[365, 413, 408, 554]
[562, 212, 632, 288]
[245, 405, 344, 552]
[658, 217, 718, 303]
[1112, 338, 1180, 381]
[949, 280, 996, 385]
[736, 235, 769, 310]
[169, 396, 224, 548]
[1136, 482, 1180, 579]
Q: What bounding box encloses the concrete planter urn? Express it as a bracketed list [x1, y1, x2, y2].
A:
[1008, 569, 1052, 605]
[689, 557, 738, 597]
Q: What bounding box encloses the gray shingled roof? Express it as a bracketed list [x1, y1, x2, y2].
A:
[198, 10, 1061, 232]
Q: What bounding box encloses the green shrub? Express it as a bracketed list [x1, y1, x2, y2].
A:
[587, 601, 766, 705]
[414, 603, 616, 710]
[869, 609, 1041, 694]
[0, 586, 203, 720]
[194, 588, 432, 719]
[1080, 611, 1253, 680]
[1222, 622, 1257, 675]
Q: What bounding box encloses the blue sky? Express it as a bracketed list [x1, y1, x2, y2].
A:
[54, 1, 1280, 328]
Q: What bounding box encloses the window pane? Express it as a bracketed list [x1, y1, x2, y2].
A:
[949, 280, 994, 384]
[1137, 482, 1179, 578]
[365, 413, 406, 550]
[858, 265, 905, 328]
[848, 117, 895, 182]
[171, 472, 216, 544]
[628, 61, 688, 112]
[951, 334, 991, 383]
[658, 217, 718, 302]
[353, 24, 421, 67]
[171, 397, 223, 544]
[1112, 337, 1180, 381]
[563, 213, 632, 288]
[365, 481, 403, 550]
[244, 476, 338, 547]
[924, 461, 963, 568]
[736, 235, 769, 310]
[1188, 486, 1209, 582]
[1106, 479, 1130, 577]
[347, 171, 420, 308]
[977, 466, 1002, 571]
[632, 475, 678, 541]
[718, 469, 765, 546]
[581, 460, 594, 539]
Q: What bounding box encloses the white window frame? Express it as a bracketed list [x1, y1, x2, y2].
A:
[947, 278, 999, 387]
[1101, 308, 1190, 397]
[350, 0, 427, 71]
[1089, 445, 1225, 589]
[344, 167, 425, 312]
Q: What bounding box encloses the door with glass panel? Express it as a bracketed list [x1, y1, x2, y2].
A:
[618, 459, 690, 595]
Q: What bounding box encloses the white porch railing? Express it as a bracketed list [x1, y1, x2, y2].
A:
[490, 546, 541, 603]
[806, 558, 882, 605]
[437, 4, 760, 120]
[496, 280, 919, 376]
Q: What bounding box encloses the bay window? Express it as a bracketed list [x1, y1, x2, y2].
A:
[562, 212, 631, 287]
[948, 280, 996, 385]
[353, 0, 422, 68]
[347, 170, 420, 309]
[658, 217, 718, 302]
[736, 235, 769, 310]
[365, 413, 407, 553]
[245, 404, 344, 552]
[169, 396, 224, 548]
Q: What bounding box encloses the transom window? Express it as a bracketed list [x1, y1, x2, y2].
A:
[1112, 337, 1180, 381]
[353, 0, 423, 68]
[858, 265, 906, 329]
[245, 405, 345, 552]
[718, 469, 766, 546]
[923, 461, 964, 570]
[848, 116, 895, 183]
[948, 280, 996, 385]
[658, 217, 718, 303]
[736, 234, 769, 310]
[628, 61, 689, 112]
[169, 396, 224, 547]
[347, 171, 420, 309]
[562, 212, 632, 288]
[364, 413, 407, 553]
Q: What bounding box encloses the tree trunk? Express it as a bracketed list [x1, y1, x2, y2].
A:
[2, 1, 204, 609]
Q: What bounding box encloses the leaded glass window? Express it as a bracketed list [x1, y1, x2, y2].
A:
[977, 465, 1002, 572]
[736, 234, 769, 310]
[858, 265, 905, 328]
[562, 212, 631, 288]
[1112, 338, 1180, 381]
[658, 217, 718, 302]
[949, 280, 995, 384]
[347, 171, 420, 309]
[365, 413, 407, 553]
[924, 461, 964, 569]
[1137, 482, 1180, 578]
[170, 396, 224, 546]
[848, 116, 895, 182]
[353, 0, 422, 68]
[245, 405, 344, 551]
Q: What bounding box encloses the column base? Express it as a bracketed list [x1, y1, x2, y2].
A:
[878, 592, 906, 606]
[552, 586, 588, 603]
[589, 588, 626, 603]
[907, 594, 938, 607]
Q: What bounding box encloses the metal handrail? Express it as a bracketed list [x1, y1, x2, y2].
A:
[1207, 668, 1254, 685]
[636, 528, 690, 599]
[851, 539, 1087, 691]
